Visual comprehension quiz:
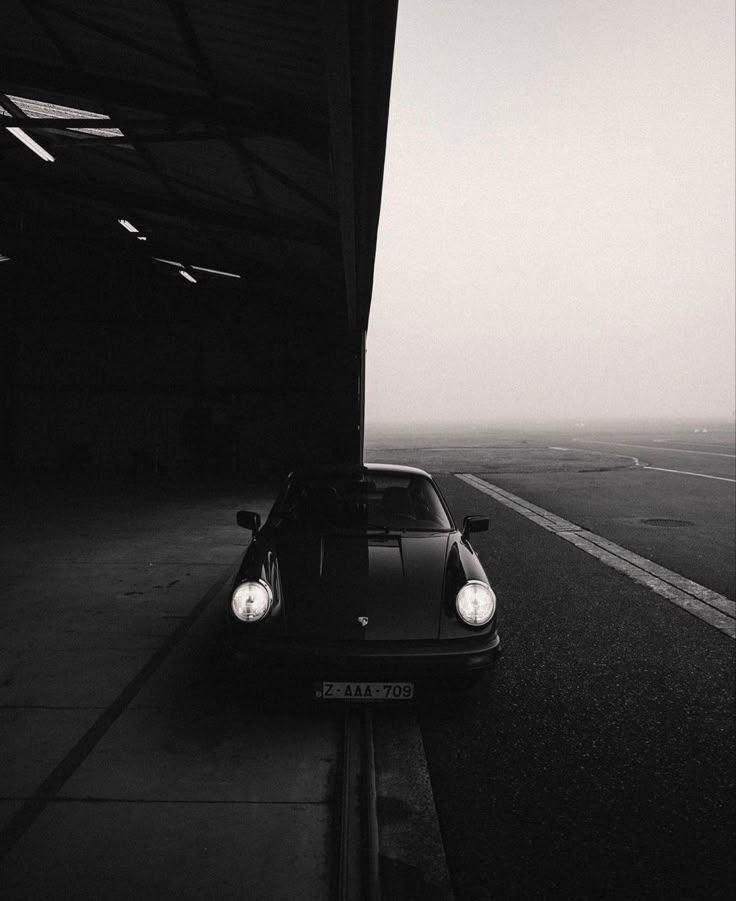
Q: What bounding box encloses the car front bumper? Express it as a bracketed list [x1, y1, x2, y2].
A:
[220, 631, 500, 682]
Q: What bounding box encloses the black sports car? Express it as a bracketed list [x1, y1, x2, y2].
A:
[222, 464, 500, 700]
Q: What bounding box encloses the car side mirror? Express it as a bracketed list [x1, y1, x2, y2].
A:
[462, 515, 489, 540]
[236, 510, 261, 533]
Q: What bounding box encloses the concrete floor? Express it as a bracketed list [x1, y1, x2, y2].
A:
[0, 472, 339, 900]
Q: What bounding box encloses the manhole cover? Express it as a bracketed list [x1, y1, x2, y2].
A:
[640, 518, 694, 528]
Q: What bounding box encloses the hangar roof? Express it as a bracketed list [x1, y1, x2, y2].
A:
[0, 0, 398, 330]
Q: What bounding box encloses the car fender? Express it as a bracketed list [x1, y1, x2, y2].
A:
[439, 535, 497, 640]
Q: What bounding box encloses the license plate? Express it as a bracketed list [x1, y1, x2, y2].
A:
[316, 681, 414, 701]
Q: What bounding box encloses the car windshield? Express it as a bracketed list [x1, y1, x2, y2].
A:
[279, 473, 453, 532]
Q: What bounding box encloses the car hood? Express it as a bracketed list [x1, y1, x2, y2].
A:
[275, 531, 450, 640]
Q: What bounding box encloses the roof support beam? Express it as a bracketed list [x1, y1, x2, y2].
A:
[0, 54, 327, 158]
[320, 0, 359, 330]
[38, 0, 198, 77]
[164, 0, 290, 261]
[230, 145, 338, 223]
[1, 115, 151, 130]
[347, 1, 398, 330]
[0, 174, 336, 248]
[18, 0, 239, 267]
[2, 111, 337, 221]
[0, 94, 32, 119]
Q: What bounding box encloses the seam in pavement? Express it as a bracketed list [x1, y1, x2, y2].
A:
[642, 466, 735, 483]
[34, 798, 325, 805]
[2, 561, 229, 567]
[456, 473, 735, 640]
[0, 568, 234, 863]
[0, 705, 109, 710]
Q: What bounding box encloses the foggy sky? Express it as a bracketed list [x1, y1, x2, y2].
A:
[365, 0, 735, 425]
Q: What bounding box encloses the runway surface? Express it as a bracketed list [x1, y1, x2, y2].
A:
[366, 423, 735, 598]
[420, 474, 733, 900]
[368, 422, 735, 899]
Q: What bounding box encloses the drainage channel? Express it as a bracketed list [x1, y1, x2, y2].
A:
[336, 706, 381, 901]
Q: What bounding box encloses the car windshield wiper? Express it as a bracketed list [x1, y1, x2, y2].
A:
[324, 524, 388, 534]
[410, 525, 451, 531]
[327, 523, 443, 534]
[365, 524, 441, 533]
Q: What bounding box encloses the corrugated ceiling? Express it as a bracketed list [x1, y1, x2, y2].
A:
[0, 0, 398, 329]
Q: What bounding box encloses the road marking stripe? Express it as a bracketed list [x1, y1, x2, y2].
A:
[548, 446, 733, 481]
[572, 439, 735, 459]
[456, 473, 735, 640]
[642, 466, 735, 483]
[572, 529, 735, 616]
[548, 446, 642, 466]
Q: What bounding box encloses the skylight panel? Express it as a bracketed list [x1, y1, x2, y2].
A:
[7, 94, 124, 138]
[5, 127, 55, 161]
[153, 258, 242, 282]
[153, 258, 184, 268]
[191, 266, 241, 279]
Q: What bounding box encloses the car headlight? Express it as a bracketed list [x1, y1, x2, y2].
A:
[231, 579, 273, 622]
[456, 580, 496, 626]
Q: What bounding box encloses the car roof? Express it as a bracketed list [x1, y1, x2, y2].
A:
[289, 463, 433, 480]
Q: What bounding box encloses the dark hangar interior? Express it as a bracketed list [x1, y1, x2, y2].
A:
[1, 1, 398, 476]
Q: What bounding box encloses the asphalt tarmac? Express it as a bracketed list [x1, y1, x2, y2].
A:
[373, 425, 735, 901]
[366, 425, 735, 598]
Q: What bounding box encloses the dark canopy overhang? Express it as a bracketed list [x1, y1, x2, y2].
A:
[0, 0, 398, 331]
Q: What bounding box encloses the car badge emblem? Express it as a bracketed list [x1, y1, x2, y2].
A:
[358, 616, 369, 627]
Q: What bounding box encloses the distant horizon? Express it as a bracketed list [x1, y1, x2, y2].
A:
[363, 416, 736, 454]
[366, 414, 736, 431]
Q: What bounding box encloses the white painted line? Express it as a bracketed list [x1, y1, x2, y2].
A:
[572, 439, 735, 459]
[548, 446, 642, 467]
[573, 529, 736, 617]
[463, 477, 582, 533]
[456, 473, 736, 640]
[642, 466, 735, 483]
